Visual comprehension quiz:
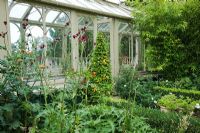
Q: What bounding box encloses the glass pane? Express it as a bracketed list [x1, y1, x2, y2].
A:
[46, 28, 63, 75]
[56, 0, 73, 4]
[10, 4, 30, 18]
[54, 0, 131, 18]
[55, 12, 70, 24]
[119, 23, 128, 32]
[28, 7, 41, 21]
[106, 0, 120, 4]
[68, 0, 85, 8]
[46, 10, 60, 23]
[10, 23, 20, 51]
[26, 26, 43, 51]
[8, 0, 12, 6]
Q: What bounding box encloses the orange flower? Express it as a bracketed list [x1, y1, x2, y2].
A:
[92, 72, 96, 77]
[81, 77, 87, 84]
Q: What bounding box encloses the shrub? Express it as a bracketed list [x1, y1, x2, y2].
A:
[114, 65, 139, 98]
[158, 77, 200, 91]
[132, 106, 200, 133]
[158, 94, 199, 114]
[100, 96, 129, 108]
[132, 0, 200, 79]
[154, 86, 200, 100]
[115, 66, 161, 108]
[103, 98, 200, 133]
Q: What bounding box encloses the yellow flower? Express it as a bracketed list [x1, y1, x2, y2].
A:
[102, 59, 107, 65]
[93, 87, 97, 92]
[39, 64, 46, 69]
[17, 58, 23, 63]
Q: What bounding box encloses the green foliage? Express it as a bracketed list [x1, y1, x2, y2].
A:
[115, 65, 139, 99]
[132, 105, 200, 133]
[154, 86, 200, 100]
[133, 0, 200, 79]
[158, 94, 199, 113]
[31, 93, 67, 133]
[79, 31, 94, 58]
[88, 32, 113, 103]
[47, 28, 63, 58]
[0, 49, 42, 132]
[115, 66, 161, 108]
[158, 77, 199, 90]
[120, 36, 131, 57]
[100, 96, 129, 108]
[99, 97, 200, 133]
[181, 0, 200, 76]
[66, 104, 156, 133]
[136, 75, 161, 108]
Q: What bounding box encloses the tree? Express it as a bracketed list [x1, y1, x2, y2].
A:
[132, 0, 200, 79]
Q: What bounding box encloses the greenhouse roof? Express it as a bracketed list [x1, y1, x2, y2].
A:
[9, 0, 133, 37]
[15, 0, 132, 20]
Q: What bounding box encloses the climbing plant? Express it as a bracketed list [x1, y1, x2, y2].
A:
[87, 32, 113, 103]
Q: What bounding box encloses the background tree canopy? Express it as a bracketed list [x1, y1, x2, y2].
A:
[130, 0, 200, 80]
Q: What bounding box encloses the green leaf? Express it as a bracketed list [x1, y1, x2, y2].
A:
[9, 121, 21, 130]
[0, 103, 14, 112]
[0, 45, 6, 50]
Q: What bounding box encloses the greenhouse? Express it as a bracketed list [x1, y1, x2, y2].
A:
[0, 0, 141, 78]
[0, 0, 200, 132]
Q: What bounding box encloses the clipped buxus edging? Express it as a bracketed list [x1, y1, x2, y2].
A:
[132, 106, 200, 133]
[103, 97, 200, 133]
[154, 86, 200, 100]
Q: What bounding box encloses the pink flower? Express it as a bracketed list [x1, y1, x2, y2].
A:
[73, 35, 76, 39]
[65, 22, 70, 26]
[22, 19, 29, 29]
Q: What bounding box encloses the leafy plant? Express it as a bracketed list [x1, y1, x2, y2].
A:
[158, 94, 199, 114]
[0, 46, 42, 132]
[31, 91, 68, 133]
[115, 65, 139, 99]
[115, 65, 161, 108]
[66, 104, 156, 133]
[158, 76, 200, 91]
[132, 105, 200, 133]
[87, 32, 113, 103]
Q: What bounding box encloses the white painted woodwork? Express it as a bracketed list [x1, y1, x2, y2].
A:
[93, 16, 97, 44]
[110, 18, 119, 76]
[0, 0, 10, 59]
[71, 11, 79, 71]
